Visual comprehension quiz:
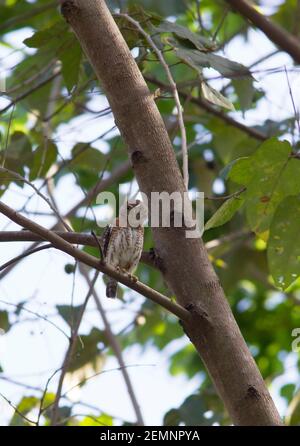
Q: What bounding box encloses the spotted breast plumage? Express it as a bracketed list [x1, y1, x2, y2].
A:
[102, 200, 146, 298]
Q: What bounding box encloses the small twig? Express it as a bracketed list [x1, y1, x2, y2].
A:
[284, 65, 300, 136]
[116, 13, 189, 190]
[50, 271, 99, 425]
[0, 392, 36, 425]
[0, 298, 68, 339]
[37, 368, 61, 426]
[205, 187, 246, 201]
[195, 0, 204, 31]
[212, 6, 230, 41]
[0, 166, 72, 232]
[80, 264, 144, 426]
[1, 104, 15, 168]
[91, 230, 103, 260]
[0, 243, 52, 272]
[0, 70, 61, 115]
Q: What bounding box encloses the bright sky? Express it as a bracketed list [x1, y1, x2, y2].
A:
[0, 4, 300, 426]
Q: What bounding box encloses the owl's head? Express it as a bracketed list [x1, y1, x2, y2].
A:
[119, 199, 147, 226]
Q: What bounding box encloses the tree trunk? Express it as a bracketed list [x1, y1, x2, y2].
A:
[61, 0, 282, 426]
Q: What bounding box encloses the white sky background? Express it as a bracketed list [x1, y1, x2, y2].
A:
[0, 1, 300, 425]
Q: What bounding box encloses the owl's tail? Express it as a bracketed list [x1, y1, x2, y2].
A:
[106, 278, 118, 298]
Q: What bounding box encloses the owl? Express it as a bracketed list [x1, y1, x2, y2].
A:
[102, 200, 147, 298]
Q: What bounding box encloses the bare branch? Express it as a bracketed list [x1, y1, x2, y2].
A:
[225, 0, 300, 64]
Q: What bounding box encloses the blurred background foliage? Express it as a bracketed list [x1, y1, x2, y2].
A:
[0, 0, 300, 426]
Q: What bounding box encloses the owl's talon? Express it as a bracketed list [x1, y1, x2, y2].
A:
[129, 274, 138, 282]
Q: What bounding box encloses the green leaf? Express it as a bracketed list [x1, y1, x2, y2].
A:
[205, 194, 245, 231]
[202, 82, 235, 111]
[79, 413, 113, 426]
[232, 78, 256, 113]
[9, 396, 38, 426]
[29, 140, 58, 181]
[23, 22, 68, 49]
[1, 131, 32, 177]
[280, 383, 296, 403]
[0, 310, 10, 332]
[210, 123, 259, 164]
[68, 327, 105, 374]
[227, 157, 254, 185]
[57, 304, 84, 328]
[71, 144, 105, 171]
[245, 138, 300, 234]
[268, 195, 300, 289]
[173, 44, 252, 79]
[155, 21, 215, 51]
[60, 37, 82, 93]
[164, 394, 220, 426]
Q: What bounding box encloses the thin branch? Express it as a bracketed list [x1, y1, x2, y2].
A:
[145, 75, 267, 141]
[50, 271, 99, 425]
[0, 200, 190, 321]
[0, 392, 36, 425]
[225, 0, 300, 64]
[116, 13, 189, 190]
[195, 0, 205, 31]
[0, 166, 71, 231]
[1, 104, 15, 168]
[0, 298, 68, 339]
[0, 243, 52, 272]
[284, 65, 300, 136]
[80, 264, 144, 426]
[0, 70, 61, 115]
[212, 5, 230, 41]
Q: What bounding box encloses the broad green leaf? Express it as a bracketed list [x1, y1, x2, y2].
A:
[232, 78, 256, 113]
[202, 82, 235, 111]
[155, 21, 214, 51]
[71, 144, 105, 172]
[79, 413, 113, 426]
[57, 304, 84, 328]
[245, 138, 300, 234]
[164, 394, 220, 426]
[29, 140, 58, 181]
[9, 396, 38, 426]
[227, 157, 254, 185]
[173, 44, 252, 79]
[1, 131, 32, 177]
[280, 383, 296, 403]
[68, 327, 106, 374]
[23, 22, 68, 49]
[60, 36, 82, 92]
[205, 194, 245, 231]
[0, 310, 10, 332]
[268, 195, 300, 289]
[210, 123, 259, 164]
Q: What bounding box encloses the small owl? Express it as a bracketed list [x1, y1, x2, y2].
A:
[102, 200, 147, 298]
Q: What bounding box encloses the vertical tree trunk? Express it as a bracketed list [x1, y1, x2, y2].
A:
[61, 0, 282, 425]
